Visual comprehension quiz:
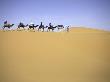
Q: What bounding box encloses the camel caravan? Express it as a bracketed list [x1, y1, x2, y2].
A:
[2, 21, 70, 32]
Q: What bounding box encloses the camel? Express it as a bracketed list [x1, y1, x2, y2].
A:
[47, 23, 57, 32]
[3, 21, 14, 30]
[3, 24, 14, 30]
[17, 22, 28, 29]
[28, 24, 39, 30]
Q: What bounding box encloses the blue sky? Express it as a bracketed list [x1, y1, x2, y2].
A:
[0, 0, 110, 30]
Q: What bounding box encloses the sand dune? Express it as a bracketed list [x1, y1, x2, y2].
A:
[0, 27, 110, 82]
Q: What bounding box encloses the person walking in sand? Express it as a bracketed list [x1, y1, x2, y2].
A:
[67, 26, 69, 32]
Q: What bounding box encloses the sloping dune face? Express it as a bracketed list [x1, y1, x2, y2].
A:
[0, 28, 110, 82]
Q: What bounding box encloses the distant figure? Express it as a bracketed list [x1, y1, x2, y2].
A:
[67, 26, 69, 32]
[3, 20, 14, 30]
[47, 23, 53, 32]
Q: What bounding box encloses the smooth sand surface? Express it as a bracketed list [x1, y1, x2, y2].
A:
[0, 28, 110, 82]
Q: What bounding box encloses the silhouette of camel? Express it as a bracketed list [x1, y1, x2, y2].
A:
[47, 23, 57, 32]
[3, 21, 14, 30]
[17, 22, 28, 29]
[28, 24, 39, 30]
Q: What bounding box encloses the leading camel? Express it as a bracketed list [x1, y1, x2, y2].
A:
[3, 21, 14, 30]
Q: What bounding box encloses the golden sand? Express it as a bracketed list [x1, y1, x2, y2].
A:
[0, 28, 110, 82]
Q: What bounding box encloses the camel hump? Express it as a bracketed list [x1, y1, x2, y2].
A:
[19, 22, 23, 25]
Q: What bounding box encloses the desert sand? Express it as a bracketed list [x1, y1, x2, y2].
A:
[0, 27, 110, 82]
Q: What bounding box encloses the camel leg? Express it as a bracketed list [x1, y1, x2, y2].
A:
[39, 28, 41, 32]
[38, 28, 41, 32]
[47, 29, 49, 32]
[42, 28, 44, 32]
[47, 29, 48, 32]
[52, 29, 53, 32]
[33, 27, 34, 30]
[57, 28, 59, 31]
[42, 28, 43, 32]
[28, 28, 29, 30]
[17, 27, 20, 30]
[8, 26, 10, 31]
[23, 27, 25, 30]
[3, 26, 5, 30]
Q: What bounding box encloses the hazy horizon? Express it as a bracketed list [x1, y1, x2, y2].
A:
[0, 0, 110, 30]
